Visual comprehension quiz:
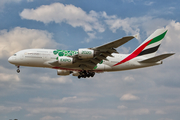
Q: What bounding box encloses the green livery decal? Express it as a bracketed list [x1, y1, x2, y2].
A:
[60, 58, 72, 62]
[54, 50, 103, 70]
[53, 50, 78, 57]
[148, 30, 167, 45]
[99, 60, 103, 64]
[81, 51, 92, 55]
[93, 60, 103, 69]
[94, 66, 97, 69]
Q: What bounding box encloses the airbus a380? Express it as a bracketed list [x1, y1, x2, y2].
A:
[8, 28, 174, 79]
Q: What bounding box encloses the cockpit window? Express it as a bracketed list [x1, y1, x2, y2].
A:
[13, 54, 17, 56]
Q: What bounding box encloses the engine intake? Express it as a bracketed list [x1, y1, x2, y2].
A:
[78, 48, 94, 59]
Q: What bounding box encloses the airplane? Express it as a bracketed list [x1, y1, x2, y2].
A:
[8, 28, 174, 79]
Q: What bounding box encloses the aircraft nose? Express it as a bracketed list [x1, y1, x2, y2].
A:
[8, 56, 15, 64]
[8, 56, 12, 63]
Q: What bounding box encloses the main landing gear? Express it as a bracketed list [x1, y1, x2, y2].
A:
[16, 66, 20, 73]
[78, 70, 95, 79]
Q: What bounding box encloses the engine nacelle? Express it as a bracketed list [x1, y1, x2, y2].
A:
[58, 56, 73, 66]
[57, 70, 71, 76]
[78, 48, 94, 59]
[72, 71, 80, 76]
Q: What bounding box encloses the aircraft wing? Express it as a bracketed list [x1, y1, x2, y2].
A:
[92, 36, 135, 50]
[71, 36, 135, 70]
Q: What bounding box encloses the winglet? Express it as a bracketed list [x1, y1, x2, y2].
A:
[133, 33, 139, 40]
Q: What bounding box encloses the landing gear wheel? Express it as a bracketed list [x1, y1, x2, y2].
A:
[77, 71, 95, 79]
[16, 66, 20, 73]
[17, 69, 20, 73]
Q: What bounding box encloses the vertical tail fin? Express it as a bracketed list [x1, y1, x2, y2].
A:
[134, 28, 168, 58]
[113, 28, 168, 66]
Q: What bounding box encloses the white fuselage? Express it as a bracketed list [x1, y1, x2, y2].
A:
[8, 49, 161, 72]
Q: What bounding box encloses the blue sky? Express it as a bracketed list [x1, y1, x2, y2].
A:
[0, 0, 180, 120]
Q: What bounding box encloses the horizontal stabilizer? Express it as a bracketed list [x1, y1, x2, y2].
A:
[139, 53, 175, 63]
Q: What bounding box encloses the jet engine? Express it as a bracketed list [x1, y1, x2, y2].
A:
[57, 70, 71, 76]
[72, 71, 80, 76]
[78, 48, 94, 59]
[58, 56, 73, 66]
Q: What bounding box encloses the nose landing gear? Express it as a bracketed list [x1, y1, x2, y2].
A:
[16, 66, 20, 73]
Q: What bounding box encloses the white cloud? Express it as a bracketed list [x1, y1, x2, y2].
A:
[158, 118, 173, 120]
[92, 115, 106, 119]
[117, 105, 128, 109]
[123, 76, 135, 82]
[85, 32, 97, 43]
[117, 46, 131, 54]
[163, 21, 180, 53]
[101, 11, 116, 19]
[0, 73, 20, 82]
[0, 0, 21, 7]
[27, 0, 33, 2]
[132, 108, 150, 115]
[144, 1, 154, 6]
[26, 104, 151, 117]
[104, 15, 170, 42]
[0, 27, 61, 58]
[39, 76, 72, 84]
[27, 106, 68, 114]
[19, 2, 173, 43]
[105, 17, 140, 35]
[122, 0, 135, 3]
[120, 93, 140, 101]
[0, 66, 21, 83]
[165, 98, 180, 104]
[41, 116, 62, 120]
[30, 96, 94, 104]
[156, 110, 166, 114]
[0, 0, 32, 7]
[19, 3, 106, 42]
[20, 3, 105, 33]
[0, 106, 22, 113]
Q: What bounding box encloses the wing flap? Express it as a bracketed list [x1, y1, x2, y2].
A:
[139, 53, 175, 63]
